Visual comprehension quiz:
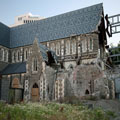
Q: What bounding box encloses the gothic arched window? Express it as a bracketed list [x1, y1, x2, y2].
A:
[29, 48, 32, 55]
[12, 51, 16, 63]
[66, 40, 70, 55]
[72, 40, 76, 54]
[1, 49, 4, 61]
[85, 89, 89, 95]
[89, 38, 93, 51]
[33, 58, 38, 71]
[17, 50, 20, 62]
[4, 50, 8, 62]
[56, 42, 60, 56]
[24, 49, 28, 61]
[82, 39, 87, 53]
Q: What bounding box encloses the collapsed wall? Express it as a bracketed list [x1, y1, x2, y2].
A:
[61, 64, 112, 99]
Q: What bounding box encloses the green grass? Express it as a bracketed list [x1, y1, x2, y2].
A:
[0, 101, 116, 120]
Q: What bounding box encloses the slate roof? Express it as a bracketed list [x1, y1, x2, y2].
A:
[9, 3, 103, 48]
[39, 43, 49, 61]
[0, 22, 10, 48]
[0, 62, 26, 75]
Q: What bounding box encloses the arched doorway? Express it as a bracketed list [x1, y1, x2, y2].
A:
[85, 89, 90, 95]
[31, 83, 39, 102]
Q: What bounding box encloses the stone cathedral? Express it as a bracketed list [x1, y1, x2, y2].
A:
[0, 3, 109, 102]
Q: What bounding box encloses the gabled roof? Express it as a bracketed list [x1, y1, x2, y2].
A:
[9, 3, 103, 48]
[0, 62, 26, 75]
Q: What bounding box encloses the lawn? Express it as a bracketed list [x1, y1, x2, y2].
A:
[0, 101, 116, 120]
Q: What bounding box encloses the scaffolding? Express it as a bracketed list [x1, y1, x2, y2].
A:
[105, 14, 120, 37]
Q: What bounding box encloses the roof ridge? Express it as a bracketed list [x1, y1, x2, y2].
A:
[9, 3, 103, 48]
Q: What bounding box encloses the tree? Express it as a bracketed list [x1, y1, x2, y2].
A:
[109, 41, 120, 64]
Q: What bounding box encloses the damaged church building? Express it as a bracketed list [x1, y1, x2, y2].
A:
[0, 3, 113, 102]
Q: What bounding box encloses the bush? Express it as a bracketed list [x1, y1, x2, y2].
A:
[0, 101, 115, 120]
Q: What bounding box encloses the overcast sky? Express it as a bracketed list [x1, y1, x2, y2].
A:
[0, 0, 120, 46]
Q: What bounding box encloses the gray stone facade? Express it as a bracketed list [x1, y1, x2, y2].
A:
[0, 34, 108, 102]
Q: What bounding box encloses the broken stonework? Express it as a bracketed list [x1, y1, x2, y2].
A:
[45, 66, 56, 101]
[63, 64, 110, 99]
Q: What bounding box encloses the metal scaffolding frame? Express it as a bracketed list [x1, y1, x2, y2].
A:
[105, 14, 120, 37]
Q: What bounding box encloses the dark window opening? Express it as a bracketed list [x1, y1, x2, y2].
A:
[47, 85, 49, 94]
[47, 51, 56, 65]
[85, 89, 89, 95]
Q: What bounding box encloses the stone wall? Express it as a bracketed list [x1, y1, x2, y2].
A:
[1, 75, 10, 102]
[45, 66, 56, 100]
[0, 32, 107, 102]
[8, 32, 101, 69]
[58, 64, 110, 100]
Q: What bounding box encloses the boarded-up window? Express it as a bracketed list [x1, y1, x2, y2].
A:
[32, 83, 39, 96]
[12, 78, 19, 88]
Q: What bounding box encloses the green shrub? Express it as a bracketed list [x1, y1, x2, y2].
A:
[0, 101, 115, 120]
[106, 110, 117, 118]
